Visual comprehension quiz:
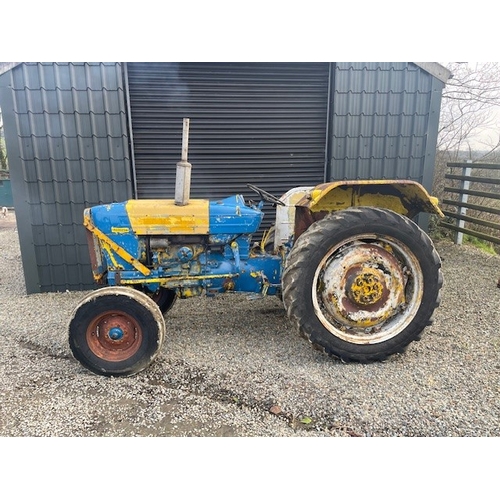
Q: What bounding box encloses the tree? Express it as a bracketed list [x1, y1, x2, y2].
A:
[432, 63, 500, 249]
[437, 62, 500, 160]
[0, 108, 9, 174]
[433, 63, 500, 199]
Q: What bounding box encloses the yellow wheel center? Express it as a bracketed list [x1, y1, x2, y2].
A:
[348, 270, 384, 306]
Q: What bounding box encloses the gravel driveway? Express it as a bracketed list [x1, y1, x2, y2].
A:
[1, 215, 499, 437]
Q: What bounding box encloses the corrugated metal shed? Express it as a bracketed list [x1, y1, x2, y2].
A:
[329, 62, 442, 186]
[0, 62, 132, 293]
[0, 62, 449, 294]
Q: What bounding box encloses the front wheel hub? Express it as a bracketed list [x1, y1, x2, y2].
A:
[87, 311, 143, 361]
[108, 326, 124, 341]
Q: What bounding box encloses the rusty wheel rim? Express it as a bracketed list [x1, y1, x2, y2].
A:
[86, 310, 143, 361]
[313, 236, 423, 344]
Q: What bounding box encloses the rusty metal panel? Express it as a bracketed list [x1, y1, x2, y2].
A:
[296, 179, 443, 219]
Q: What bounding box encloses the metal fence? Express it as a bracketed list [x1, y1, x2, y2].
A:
[440, 161, 500, 246]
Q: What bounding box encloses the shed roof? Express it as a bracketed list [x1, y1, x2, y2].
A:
[0, 61, 451, 83]
[0, 62, 21, 76]
[413, 62, 451, 83]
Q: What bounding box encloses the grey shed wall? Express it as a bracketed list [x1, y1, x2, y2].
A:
[0, 61, 447, 294]
[0, 62, 132, 293]
[329, 62, 443, 187]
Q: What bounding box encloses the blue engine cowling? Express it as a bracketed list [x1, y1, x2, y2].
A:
[85, 194, 283, 297]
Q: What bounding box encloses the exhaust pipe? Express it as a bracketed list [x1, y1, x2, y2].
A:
[175, 118, 192, 206]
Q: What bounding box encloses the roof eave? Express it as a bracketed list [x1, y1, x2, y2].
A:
[413, 62, 452, 84]
[0, 61, 454, 85]
[0, 62, 22, 77]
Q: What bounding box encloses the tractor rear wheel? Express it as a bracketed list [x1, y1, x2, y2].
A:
[69, 286, 166, 376]
[282, 208, 443, 363]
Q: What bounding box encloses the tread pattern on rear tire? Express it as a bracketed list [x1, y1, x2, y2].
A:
[282, 208, 443, 363]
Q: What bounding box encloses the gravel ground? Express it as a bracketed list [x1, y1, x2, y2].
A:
[1, 212, 499, 438]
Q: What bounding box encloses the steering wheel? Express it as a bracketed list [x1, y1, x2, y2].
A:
[247, 184, 285, 206]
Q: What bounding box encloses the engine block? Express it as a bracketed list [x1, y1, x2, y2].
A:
[84, 194, 283, 297]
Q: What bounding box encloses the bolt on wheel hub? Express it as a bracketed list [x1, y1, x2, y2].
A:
[345, 267, 386, 307]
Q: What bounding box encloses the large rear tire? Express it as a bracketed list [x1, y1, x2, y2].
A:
[282, 208, 443, 363]
[69, 286, 166, 376]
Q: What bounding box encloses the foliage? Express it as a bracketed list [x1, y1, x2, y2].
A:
[428, 214, 455, 241]
[431, 63, 500, 251]
[0, 137, 8, 172]
[434, 63, 500, 197]
[438, 62, 500, 157]
[463, 235, 498, 255]
[0, 107, 8, 172]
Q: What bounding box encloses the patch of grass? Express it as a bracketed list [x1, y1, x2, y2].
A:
[463, 235, 498, 255]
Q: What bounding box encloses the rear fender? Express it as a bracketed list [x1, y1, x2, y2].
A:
[293, 180, 443, 239]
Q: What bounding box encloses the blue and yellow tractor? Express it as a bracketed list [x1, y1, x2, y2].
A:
[69, 120, 444, 376]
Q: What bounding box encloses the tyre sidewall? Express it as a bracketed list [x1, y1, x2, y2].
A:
[285, 209, 441, 360]
[69, 294, 163, 376]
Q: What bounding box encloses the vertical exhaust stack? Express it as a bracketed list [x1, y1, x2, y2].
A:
[175, 118, 192, 206]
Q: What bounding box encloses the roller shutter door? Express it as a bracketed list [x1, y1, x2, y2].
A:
[126, 62, 329, 229]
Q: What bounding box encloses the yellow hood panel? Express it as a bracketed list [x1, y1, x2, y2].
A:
[126, 199, 210, 235]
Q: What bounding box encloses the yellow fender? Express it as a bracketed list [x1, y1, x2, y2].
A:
[296, 180, 443, 219]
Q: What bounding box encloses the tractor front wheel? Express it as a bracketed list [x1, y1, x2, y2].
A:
[282, 208, 443, 363]
[69, 286, 166, 376]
